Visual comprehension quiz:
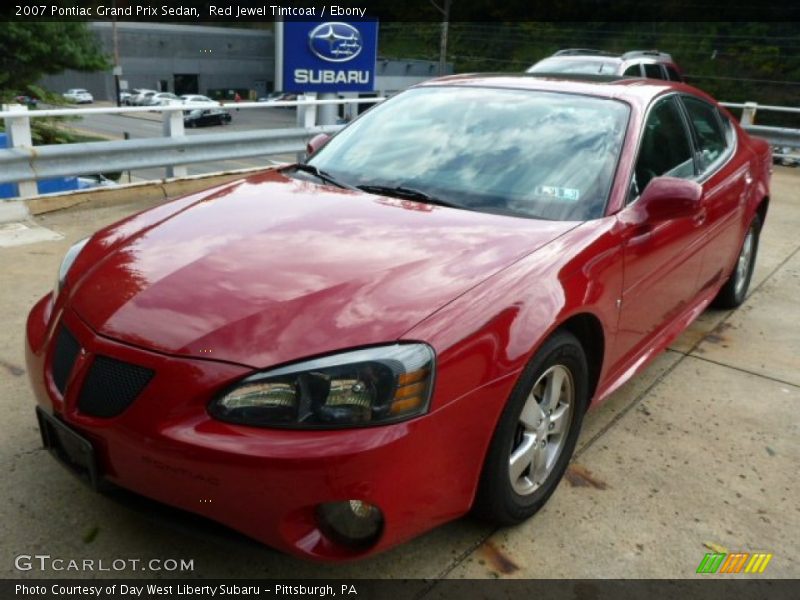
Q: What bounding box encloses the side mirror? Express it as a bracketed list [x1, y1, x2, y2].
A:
[637, 176, 702, 221]
[306, 133, 331, 157]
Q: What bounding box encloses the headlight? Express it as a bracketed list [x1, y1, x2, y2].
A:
[54, 237, 89, 297]
[210, 344, 435, 428]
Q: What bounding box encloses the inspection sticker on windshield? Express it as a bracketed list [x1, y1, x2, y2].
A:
[534, 185, 581, 202]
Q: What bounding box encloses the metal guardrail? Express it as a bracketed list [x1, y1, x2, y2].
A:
[0, 96, 384, 199]
[0, 126, 342, 185]
[720, 101, 800, 163]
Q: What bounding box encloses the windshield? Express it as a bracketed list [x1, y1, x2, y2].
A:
[308, 86, 629, 221]
[528, 58, 621, 75]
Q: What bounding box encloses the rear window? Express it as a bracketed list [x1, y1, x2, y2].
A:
[528, 57, 621, 76]
[643, 64, 665, 80]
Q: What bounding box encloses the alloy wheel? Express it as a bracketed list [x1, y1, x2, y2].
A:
[508, 364, 574, 496]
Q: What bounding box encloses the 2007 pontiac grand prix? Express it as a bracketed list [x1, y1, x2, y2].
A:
[27, 74, 771, 560]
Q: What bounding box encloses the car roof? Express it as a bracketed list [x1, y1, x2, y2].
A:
[415, 73, 713, 110]
[542, 55, 624, 64]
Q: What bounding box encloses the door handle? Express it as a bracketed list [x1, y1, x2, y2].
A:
[693, 208, 707, 226]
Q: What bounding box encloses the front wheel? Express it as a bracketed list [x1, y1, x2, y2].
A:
[712, 213, 761, 309]
[474, 330, 589, 525]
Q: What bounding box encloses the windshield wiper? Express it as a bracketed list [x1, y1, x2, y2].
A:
[356, 184, 462, 209]
[288, 164, 354, 190]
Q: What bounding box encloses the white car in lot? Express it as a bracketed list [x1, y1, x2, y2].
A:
[132, 89, 158, 106]
[179, 94, 220, 107]
[148, 92, 183, 107]
[62, 88, 93, 104]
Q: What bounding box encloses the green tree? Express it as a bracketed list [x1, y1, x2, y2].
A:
[0, 22, 109, 95]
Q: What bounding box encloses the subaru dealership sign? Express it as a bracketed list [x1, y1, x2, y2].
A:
[283, 21, 378, 93]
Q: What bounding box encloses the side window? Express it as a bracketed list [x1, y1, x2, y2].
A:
[633, 97, 694, 198]
[643, 63, 664, 79]
[665, 66, 682, 82]
[682, 96, 728, 172]
[623, 64, 642, 77]
[717, 110, 736, 146]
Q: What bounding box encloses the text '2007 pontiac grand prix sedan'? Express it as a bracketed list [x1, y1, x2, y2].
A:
[27, 74, 771, 560]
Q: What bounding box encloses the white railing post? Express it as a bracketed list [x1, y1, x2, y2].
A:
[296, 92, 318, 129]
[162, 108, 187, 178]
[2, 104, 37, 198]
[741, 102, 758, 127]
[296, 93, 318, 162]
[317, 93, 339, 125]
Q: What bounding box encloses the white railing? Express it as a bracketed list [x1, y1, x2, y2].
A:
[720, 101, 800, 162]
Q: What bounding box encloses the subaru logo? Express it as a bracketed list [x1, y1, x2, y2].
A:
[308, 22, 363, 63]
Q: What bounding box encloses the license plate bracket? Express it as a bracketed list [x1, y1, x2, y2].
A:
[36, 406, 100, 490]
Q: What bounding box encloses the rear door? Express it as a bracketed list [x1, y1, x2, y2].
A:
[678, 95, 750, 293]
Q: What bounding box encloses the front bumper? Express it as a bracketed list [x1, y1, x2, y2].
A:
[26, 294, 509, 560]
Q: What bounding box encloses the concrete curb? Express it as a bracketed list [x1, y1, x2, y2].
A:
[15, 166, 274, 217]
[0, 201, 30, 224]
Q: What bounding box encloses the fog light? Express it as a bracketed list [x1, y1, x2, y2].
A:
[317, 500, 383, 548]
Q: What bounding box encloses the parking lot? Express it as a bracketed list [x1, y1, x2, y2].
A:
[0, 167, 798, 580]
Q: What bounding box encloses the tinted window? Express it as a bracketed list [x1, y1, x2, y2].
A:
[665, 66, 682, 81]
[643, 64, 665, 79]
[718, 111, 736, 146]
[310, 87, 631, 221]
[634, 97, 694, 195]
[623, 64, 642, 77]
[682, 96, 728, 171]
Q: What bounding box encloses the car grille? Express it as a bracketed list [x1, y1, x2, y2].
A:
[51, 327, 80, 394]
[77, 355, 154, 418]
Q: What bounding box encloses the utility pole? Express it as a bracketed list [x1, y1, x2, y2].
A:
[432, 0, 452, 76]
[274, 19, 284, 92]
[112, 12, 121, 106]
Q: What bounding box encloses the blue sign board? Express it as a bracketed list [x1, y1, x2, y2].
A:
[283, 21, 378, 93]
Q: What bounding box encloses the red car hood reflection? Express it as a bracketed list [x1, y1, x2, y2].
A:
[71, 171, 578, 368]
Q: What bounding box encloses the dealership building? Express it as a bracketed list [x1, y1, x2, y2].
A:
[39, 22, 451, 101]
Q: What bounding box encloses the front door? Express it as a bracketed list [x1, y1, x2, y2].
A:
[613, 95, 706, 366]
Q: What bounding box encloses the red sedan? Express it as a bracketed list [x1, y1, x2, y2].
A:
[27, 75, 771, 560]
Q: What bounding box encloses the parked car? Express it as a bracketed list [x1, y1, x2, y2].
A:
[62, 88, 93, 104]
[15, 95, 38, 108]
[28, 74, 770, 561]
[131, 89, 158, 106]
[257, 92, 298, 104]
[147, 92, 182, 107]
[122, 89, 145, 105]
[528, 49, 684, 81]
[180, 94, 220, 107]
[77, 174, 118, 189]
[183, 108, 232, 127]
[773, 145, 799, 167]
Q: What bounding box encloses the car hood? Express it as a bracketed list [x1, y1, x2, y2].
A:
[71, 170, 578, 369]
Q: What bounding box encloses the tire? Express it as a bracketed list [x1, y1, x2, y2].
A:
[712, 213, 762, 309]
[474, 330, 589, 525]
